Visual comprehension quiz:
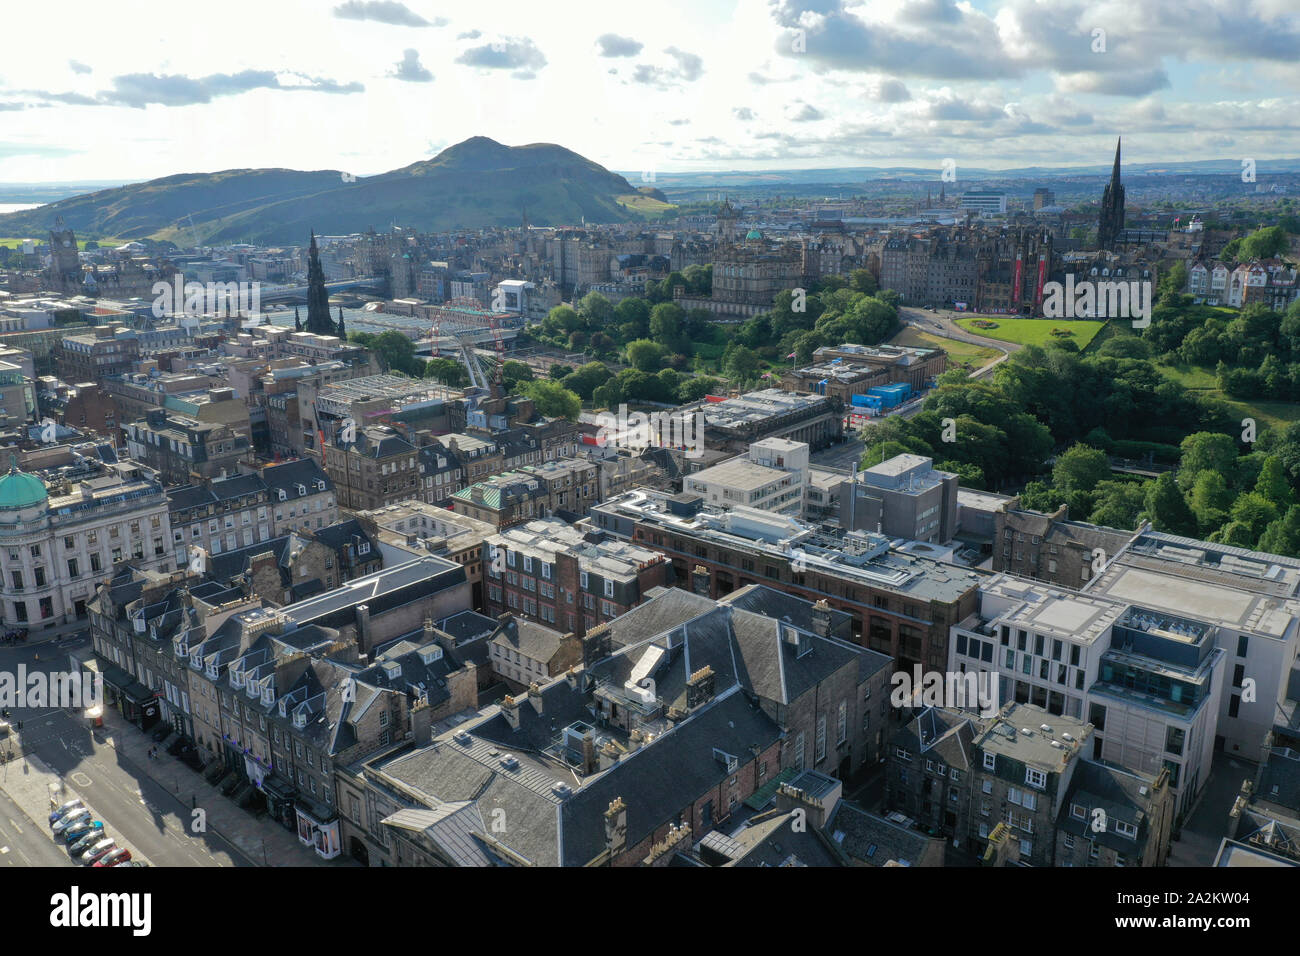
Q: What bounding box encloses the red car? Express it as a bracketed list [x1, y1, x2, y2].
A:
[93, 847, 132, 868]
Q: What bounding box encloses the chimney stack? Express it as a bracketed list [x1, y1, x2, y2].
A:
[501, 694, 521, 731]
[686, 665, 716, 709]
[811, 599, 832, 638]
[527, 681, 543, 715]
[582, 732, 598, 774]
[691, 564, 710, 597]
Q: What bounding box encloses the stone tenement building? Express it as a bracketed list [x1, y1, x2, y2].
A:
[0, 458, 172, 628]
[452, 458, 600, 530]
[879, 225, 1055, 315]
[483, 517, 671, 636]
[123, 410, 251, 485]
[54, 325, 140, 383]
[320, 424, 419, 512]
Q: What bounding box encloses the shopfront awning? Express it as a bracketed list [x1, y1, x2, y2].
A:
[100, 665, 133, 691]
[259, 775, 297, 801]
[120, 680, 157, 705]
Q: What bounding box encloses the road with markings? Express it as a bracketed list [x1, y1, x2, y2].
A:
[0, 640, 247, 867]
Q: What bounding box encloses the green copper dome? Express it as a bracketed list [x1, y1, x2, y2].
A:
[0, 457, 48, 511]
[745, 229, 763, 240]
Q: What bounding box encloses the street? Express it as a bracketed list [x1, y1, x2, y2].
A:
[0, 637, 246, 867]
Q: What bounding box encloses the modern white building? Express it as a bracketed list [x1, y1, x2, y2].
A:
[684, 438, 809, 516]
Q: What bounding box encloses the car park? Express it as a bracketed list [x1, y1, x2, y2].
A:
[63, 820, 104, 845]
[78, 839, 117, 866]
[69, 829, 107, 856]
[49, 799, 84, 825]
[93, 848, 131, 868]
[52, 807, 92, 834]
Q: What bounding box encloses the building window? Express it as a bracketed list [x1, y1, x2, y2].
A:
[1025, 767, 1046, 789]
[815, 714, 827, 762]
[837, 700, 847, 744]
[983, 751, 996, 771]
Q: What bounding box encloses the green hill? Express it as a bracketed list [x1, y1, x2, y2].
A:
[0, 137, 674, 244]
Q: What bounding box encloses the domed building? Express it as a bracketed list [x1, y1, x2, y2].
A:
[0, 455, 170, 629]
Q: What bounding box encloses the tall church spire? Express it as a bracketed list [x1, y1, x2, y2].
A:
[1098, 137, 1126, 250]
[305, 230, 334, 336]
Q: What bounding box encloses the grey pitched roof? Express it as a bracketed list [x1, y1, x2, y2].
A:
[1056, 760, 1165, 855]
[893, 706, 986, 771]
[262, 458, 332, 498]
[490, 618, 566, 663]
[825, 802, 945, 866]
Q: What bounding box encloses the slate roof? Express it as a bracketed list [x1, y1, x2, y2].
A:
[371, 682, 782, 866]
[1056, 760, 1166, 857]
[262, 458, 332, 499]
[490, 618, 566, 664]
[826, 802, 945, 866]
[893, 706, 986, 771]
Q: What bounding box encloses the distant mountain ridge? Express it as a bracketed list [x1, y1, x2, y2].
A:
[0, 137, 669, 244]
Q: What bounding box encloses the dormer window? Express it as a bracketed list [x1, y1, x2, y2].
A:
[230, 669, 244, 689]
[278, 700, 287, 717]
[262, 684, 274, 705]
[358, 541, 369, 555]
[206, 662, 219, 679]
[297, 484, 306, 496]
[293, 710, 307, 729]
[190, 651, 202, 669]
[278, 489, 287, 502]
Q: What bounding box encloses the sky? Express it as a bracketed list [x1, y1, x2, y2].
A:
[1, 0, 1298, 183]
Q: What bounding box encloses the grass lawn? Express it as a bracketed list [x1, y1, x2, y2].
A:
[955, 316, 1108, 349]
[889, 325, 1001, 370]
[1156, 363, 1300, 430]
[615, 194, 676, 216]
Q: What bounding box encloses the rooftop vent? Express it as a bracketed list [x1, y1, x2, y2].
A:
[1021, 728, 1033, 736]
[499, 754, 520, 771]
[1040, 724, 1052, 733]
[453, 730, 471, 746]
[551, 781, 573, 798]
[1062, 733, 1075, 742]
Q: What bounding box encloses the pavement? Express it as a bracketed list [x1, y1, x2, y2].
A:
[92, 701, 339, 867]
[0, 635, 344, 867]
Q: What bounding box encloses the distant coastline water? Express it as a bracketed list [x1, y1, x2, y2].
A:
[0, 203, 42, 215]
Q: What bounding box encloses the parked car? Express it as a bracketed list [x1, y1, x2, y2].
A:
[78, 839, 117, 866]
[53, 807, 92, 834]
[69, 829, 107, 856]
[93, 847, 131, 868]
[49, 799, 84, 825]
[63, 820, 104, 845]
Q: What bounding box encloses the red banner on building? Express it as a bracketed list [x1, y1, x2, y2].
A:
[1011, 253, 1023, 306]
[1034, 257, 1047, 311]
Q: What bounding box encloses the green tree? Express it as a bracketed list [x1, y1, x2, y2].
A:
[1178, 432, 1239, 489]
[1259, 505, 1300, 557]
[1187, 471, 1234, 533]
[848, 269, 878, 295]
[579, 292, 614, 327]
[677, 376, 722, 403]
[1052, 444, 1111, 496]
[561, 362, 614, 400]
[724, 345, 760, 381]
[1229, 492, 1279, 543]
[370, 330, 421, 375]
[1088, 480, 1149, 529]
[625, 339, 667, 373]
[521, 380, 581, 420]
[649, 302, 685, 349]
[501, 360, 535, 390]
[1144, 472, 1198, 536]
[422, 357, 470, 388]
[1254, 456, 1295, 507]
[548, 364, 572, 381]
